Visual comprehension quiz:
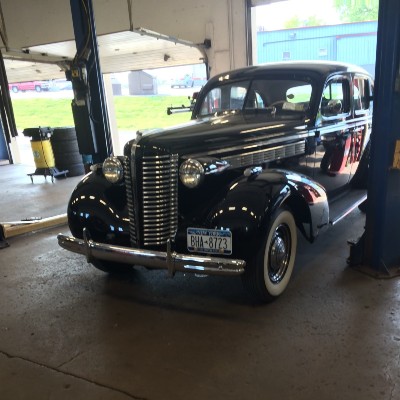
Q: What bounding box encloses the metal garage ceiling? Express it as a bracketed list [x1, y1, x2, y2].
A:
[3, 28, 206, 83]
[0, 0, 285, 84]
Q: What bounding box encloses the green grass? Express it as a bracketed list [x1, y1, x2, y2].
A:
[113, 96, 191, 130]
[12, 99, 74, 129]
[11, 95, 193, 132]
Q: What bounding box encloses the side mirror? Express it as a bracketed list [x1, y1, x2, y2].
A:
[166, 92, 200, 115]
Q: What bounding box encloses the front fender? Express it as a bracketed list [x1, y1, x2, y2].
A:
[204, 169, 328, 260]
[67, 170, 130, 246]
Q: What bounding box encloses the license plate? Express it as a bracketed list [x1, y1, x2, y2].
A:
[187, 228, 232, 255]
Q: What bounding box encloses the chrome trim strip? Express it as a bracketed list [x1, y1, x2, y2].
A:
[142, 225, 171, 232]
[58, 233, 246, 277]
[142, 174, 170, 178]
[141, 220, 169, 229]
[142, 199, 170, 207]
[143, 154, 171, 160]
[142, 184, 171, 190]
[316, 117, 373, 136]
[143, 162, 171, 167]
[185, 131, 310, 159]
[224, 141, 305, 169]
[143, 207, 171, 213]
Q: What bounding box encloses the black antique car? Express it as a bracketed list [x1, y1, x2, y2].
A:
[58, 61, 373, 303]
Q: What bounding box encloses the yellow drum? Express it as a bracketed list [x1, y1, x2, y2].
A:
[31, 139, 55, 168]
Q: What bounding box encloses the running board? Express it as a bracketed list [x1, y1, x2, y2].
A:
[329, 189, 367, 226]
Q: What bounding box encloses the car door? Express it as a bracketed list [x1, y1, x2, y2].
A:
[349, 74, 373, 178]
[309, 74, 354, 197]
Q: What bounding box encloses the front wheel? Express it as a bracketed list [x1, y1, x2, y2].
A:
[242, 207, 297, 303]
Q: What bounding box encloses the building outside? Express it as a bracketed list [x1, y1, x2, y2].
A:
[257, 21, 377, 77]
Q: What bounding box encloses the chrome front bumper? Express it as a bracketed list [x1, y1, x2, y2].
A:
[57, 229, 246, 277]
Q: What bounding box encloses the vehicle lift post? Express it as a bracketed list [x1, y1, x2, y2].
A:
[68, 0, 113, 166]
[349, 0, 400, 276]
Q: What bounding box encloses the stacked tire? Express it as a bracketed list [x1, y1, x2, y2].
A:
[50, 127, 85, 177]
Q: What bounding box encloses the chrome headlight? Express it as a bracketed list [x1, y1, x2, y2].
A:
[103, 157, 124, 183]
[179, 159, 204, 188]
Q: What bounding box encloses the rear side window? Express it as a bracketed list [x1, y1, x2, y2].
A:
[353, 77, 371, 114]
[321, 77, 350, 118]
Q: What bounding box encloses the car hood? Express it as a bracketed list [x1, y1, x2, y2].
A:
[135, 113, 309, 158]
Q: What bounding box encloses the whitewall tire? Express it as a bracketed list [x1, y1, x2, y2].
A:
[242, 207, 297, 303]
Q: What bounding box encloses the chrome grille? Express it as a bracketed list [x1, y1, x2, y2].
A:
[224, 141, 305, 168]
[142, 154, 179, 246]
[124, 156, 138, 245]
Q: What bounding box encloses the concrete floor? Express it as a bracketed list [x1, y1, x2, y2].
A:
[0, 163, 399, 400]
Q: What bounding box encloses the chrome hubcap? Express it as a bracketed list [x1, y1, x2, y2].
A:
[268, 223, 291, 284]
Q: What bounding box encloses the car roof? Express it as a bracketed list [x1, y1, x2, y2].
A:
[209, 61, 372, 83]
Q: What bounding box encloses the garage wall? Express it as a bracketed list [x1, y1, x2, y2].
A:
[126, 0, 249, 75]
[1, 0, 74, 48]
[1, 0, 250, 76]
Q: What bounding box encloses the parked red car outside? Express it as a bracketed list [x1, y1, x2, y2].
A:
[9, 81, 50, 93]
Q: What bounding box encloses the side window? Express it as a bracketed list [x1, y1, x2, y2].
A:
[230, 86, 247, 109]
[369, 81, 374, 112]
[353, 77, 370, 114]
[285, 84, 312, 111]
[321, 77, 350, 118]
[200, 87, 221, 115]
[198, 83, 249, 116]
[245, 90, 265, 109]
[254, 92, 265, 108]
[244, 79, 312, 112]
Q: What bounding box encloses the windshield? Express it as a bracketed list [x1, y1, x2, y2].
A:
[197, 77, 313, 118]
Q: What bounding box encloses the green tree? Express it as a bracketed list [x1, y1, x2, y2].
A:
[334, 0, 379, 22]
[284, 15, 323, 29]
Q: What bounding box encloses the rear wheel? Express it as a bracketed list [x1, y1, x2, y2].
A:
[242, 207, 297, 303]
